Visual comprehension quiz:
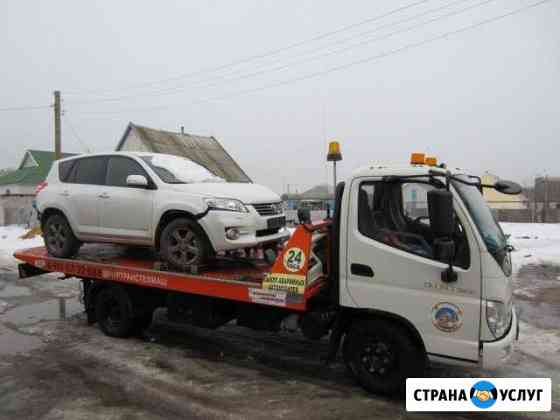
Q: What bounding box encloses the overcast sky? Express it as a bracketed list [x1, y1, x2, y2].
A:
[1, 0, 558, 193]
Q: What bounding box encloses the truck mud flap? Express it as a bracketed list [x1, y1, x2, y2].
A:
[323, 310, 351, 365]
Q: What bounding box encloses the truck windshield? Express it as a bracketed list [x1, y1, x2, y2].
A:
[452, 175, 510, 274]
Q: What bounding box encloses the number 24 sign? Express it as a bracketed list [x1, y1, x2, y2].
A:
[283, 247, 306, 272]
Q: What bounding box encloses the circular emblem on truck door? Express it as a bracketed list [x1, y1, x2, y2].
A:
[283, 247, 306, 272]
[432, 302, 463, 333]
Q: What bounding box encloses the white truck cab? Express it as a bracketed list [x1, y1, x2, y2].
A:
[336, 155, 518, 374]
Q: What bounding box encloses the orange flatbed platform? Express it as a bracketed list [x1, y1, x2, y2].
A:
[14, 221, 331, 311]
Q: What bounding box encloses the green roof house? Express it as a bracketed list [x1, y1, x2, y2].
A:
[0, 150, 75, 225]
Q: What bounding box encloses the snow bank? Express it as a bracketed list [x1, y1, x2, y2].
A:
[500, 222, 560, 273]
[0, 225, 43, 264]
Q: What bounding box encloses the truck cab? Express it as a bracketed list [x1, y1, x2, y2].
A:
[336, 156, 518, 385]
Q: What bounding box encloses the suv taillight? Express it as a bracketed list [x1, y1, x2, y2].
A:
[35, 181, 48, 195]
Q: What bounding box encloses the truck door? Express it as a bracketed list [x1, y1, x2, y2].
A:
[343, 177, 482, 363]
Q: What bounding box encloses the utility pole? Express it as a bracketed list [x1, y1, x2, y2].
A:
[532, 177, 537, 222]
[543, 174, 549, 223]
[54, 90, 61, 160]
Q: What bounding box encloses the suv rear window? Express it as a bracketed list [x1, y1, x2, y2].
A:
[59, 160, 75, 182]
[67, 157, 107, 185]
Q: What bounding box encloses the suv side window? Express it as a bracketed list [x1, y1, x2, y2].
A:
[68, 157, 108, 185]
[106, 156, 149, 187]
[358, 181, 470, 268]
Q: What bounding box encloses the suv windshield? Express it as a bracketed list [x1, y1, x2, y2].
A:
[452, 175, 511, 275]
[141, 154, 225, 184]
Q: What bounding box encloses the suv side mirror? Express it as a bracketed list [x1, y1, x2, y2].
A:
[126, 174, 149, 188]
[297, 208, 311, 224]
[494, 180, 522, 195]
[427, 189, 454, 237]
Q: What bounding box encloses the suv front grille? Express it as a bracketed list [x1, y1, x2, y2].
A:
[256, 228, 281, 237]
[252, 202, 283, 216]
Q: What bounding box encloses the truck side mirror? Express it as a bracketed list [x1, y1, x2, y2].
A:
[434, 238, 458, 283]
[428, 189, 457, 283]
[427, 189, 454, 237]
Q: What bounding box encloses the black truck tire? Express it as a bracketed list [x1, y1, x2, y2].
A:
[95, 286, 135, 338]
[160, 218, 210, 271]
[344, 319, 425, 395]
[43, 213, 81, 258]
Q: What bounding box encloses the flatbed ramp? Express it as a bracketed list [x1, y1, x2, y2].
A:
[14, 222, 330, 311]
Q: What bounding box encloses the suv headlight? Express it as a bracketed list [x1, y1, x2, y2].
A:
[486, 300, 512, 339]
[205, 197, 248, 213]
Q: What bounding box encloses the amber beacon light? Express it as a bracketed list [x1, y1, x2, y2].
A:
[327, 141, 342, 200]
[410, 152, 426, 165]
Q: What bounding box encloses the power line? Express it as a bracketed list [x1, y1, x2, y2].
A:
[67, 0, 480, 106]
[74, 0, 552, 118]
[144, 0, 500, 100]
[63, 114, 92, 153]
[63, 0, 432, 97]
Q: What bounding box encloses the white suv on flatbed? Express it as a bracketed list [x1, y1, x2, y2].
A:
[36, 152, 289, 270]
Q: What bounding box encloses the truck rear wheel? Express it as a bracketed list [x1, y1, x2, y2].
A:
[95, 286, 134, 338]
[132, 310, 154, 334]
[344, 319, 425, 395]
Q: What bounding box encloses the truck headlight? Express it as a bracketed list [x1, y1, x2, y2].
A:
[486, 300, 512, 339]
[205, 197, 248, 213]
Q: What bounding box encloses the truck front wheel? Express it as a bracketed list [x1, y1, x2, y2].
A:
[344, 319, 425, 395]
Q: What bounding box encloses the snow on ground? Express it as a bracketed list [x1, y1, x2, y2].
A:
[0, 225, 43, 265]
[501, 222, 560, 274]
[518, 320, 560, 366]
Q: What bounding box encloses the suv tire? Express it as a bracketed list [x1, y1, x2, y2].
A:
[43, 213, 81, 258]
[160, 218, 210, 271]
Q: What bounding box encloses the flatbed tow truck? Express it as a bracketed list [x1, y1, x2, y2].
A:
[14, 154, 520, 394]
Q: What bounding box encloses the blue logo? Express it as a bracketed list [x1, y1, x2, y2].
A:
[470, 380, 498, 409]
[432, 302, 463, 332]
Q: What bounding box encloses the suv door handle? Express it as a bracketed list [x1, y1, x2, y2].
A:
[351, 263, 374, 277]
[98, 192, 110, 199]
[59, 190, 70, 197]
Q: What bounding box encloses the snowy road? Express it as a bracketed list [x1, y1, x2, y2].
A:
[0, 224, 559, 419]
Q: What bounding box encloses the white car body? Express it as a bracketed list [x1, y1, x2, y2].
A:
[36, 152, 289, 252]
